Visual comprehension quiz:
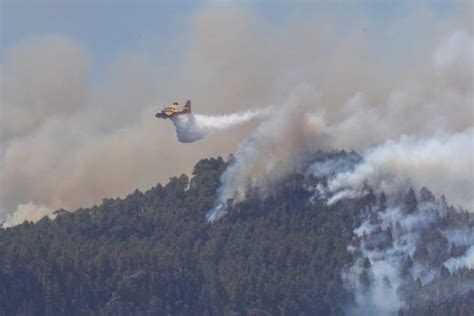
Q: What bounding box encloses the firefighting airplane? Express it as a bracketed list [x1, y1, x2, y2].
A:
[155, 100, 191, 119]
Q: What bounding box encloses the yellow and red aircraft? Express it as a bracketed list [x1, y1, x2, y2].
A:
[155, 100, 191, 119]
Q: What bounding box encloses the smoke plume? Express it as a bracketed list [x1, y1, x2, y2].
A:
[205, 28, 474, 313]
[3, 202, 55, 228]
[207, 85, 328, 221]
[326, 129, 474, 209]
[299, 150, 473, 314]
[444, 246, 474, 272]
[1, 2, 473, 312]
[1, 2, 472, 227]
[339, 194, 474, 315]
[207, 29, 474, 221]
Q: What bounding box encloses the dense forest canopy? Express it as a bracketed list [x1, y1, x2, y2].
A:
[1, 152, 473, 315]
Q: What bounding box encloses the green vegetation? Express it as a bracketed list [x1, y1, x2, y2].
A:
[0, 155, 472, 315]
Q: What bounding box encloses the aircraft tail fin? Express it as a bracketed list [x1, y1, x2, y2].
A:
[184, 100, 191, 111]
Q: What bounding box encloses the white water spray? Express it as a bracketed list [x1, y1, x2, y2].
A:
[170, 107, 272, 143]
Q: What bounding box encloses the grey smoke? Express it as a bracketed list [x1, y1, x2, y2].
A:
[207, 29, 474, 221]
[304, 140, 473, 315]
[326, 129, 474, 209]
[340, 197, 473, 315]
[306, 153, 360, 179]
[0, 2, 472, 227]
[208, 84, 328, 221]
[303, 147, 473, 314]
[444, 246, 474, 272]
[204, 29, 474, 313]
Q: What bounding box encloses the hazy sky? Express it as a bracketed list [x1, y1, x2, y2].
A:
[2, 1, 463, 78]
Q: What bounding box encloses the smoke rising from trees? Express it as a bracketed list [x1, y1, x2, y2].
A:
[1, 3, 472, 226]
[209, 29, 473, 221]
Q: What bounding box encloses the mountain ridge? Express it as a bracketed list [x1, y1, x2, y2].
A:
[1, 152, 472, 315]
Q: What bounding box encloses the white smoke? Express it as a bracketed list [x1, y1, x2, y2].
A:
[326, 129, 474, 209]
[306, 157, 473, 315]
[444, 246, 474, 272]
[295, 148, 474, 314]
[207, 29, 474, 221]
[207, 85, 328, 221]
[1, 1, 472, 228]
[346, 198, 474, 314]
[3, 202, 55, 228]
[170, 107, 272, 143]
[306, 153, 360, 178]
[300, 135, 474, 314]
[442, 228, 474, 247]
[203, 29, 474, 312]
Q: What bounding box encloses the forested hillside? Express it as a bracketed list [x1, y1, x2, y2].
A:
[1, 154, 473, 315]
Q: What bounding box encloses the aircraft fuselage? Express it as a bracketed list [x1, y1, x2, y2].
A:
[156, 100, 191, 119]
